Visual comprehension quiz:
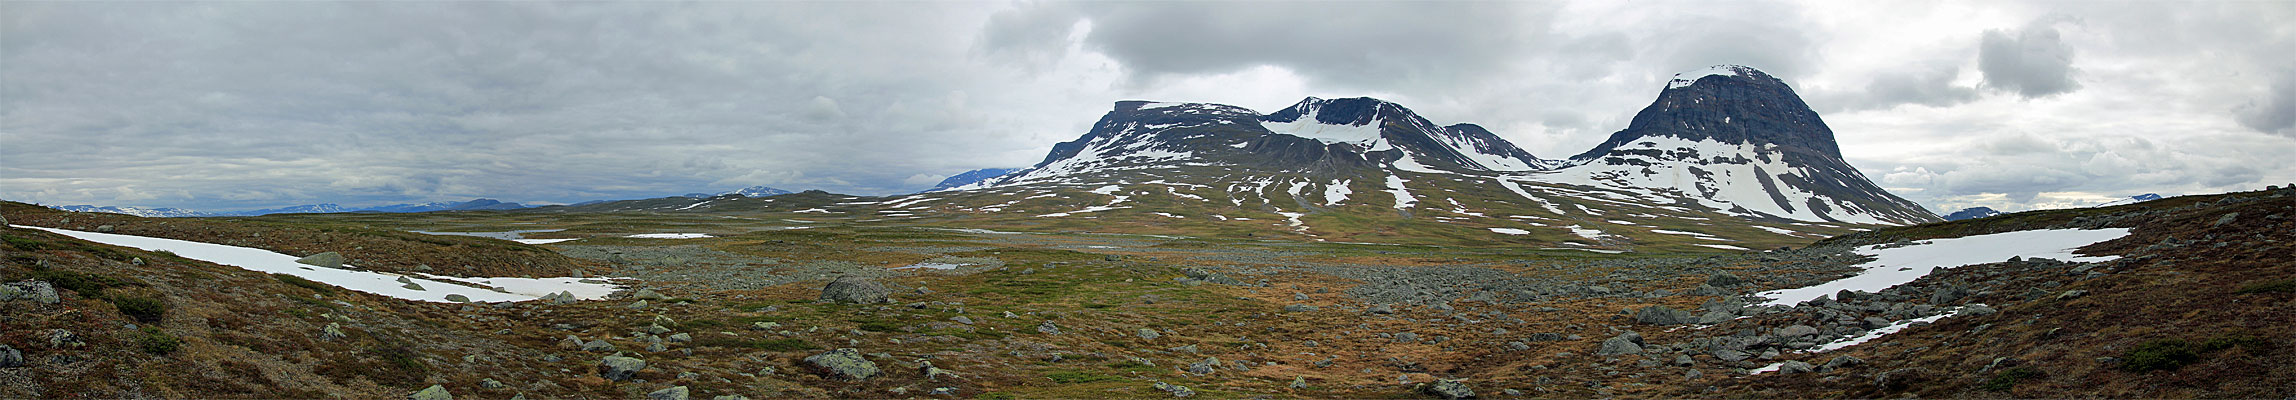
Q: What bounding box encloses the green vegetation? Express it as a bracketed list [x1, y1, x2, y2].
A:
[2119, 334, 2267, 372]
[693, 337, 819, 352]
[110, 294, 168, 323]
[1980, 366, 2040, 391]
[272, 273, 337, 294]
[1046, 370, 1124, 384]
[26, 267, 134, 295]
[136, 326, 181, 355]
[2234, 278, 2296, 294]
[1, 234, 46, 251]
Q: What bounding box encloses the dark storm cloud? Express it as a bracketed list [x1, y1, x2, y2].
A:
[1978, 16, 2082, 98]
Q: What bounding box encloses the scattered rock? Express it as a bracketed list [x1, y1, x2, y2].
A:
[598, 356, 646, 381]
[819, 276, 892, 304]
[4, 281, 60, 304]
[921, 360, 960, 381]
[646, 386, 688, 400]
[1963, 304, 1998, 316]
[1823, 355, 1865, 370]
[1632, 305, 1694, 325]
[1706, 272, 1744, 287]
[1366, 304, 1396, 315]
[297, 252, 346, 268]
[320, 323, 347, 341]
[803, 348, 881, 381]
[1775, 325, 1819, 338]
[95, 225, 115, 233]
[582, 339, 616, 352]
[1597, 331, 1643, 355]
[1136, 328, 1161, 340]
[1283, 304, 1319, 312]
[1152, 381, 1196, 397]
[480, 379, 506, 389]
[666, 333, 691, 343]
[1779, 360, 1815, 374]
[632, 288, 669, 300]
[1422, 378, 1475, 399]
[444, 294, 471, 303]
[950, 316, 973, 325]
[1291, 375, 1307, 389]
[408, 384, 453, 400]
[1036, 321, 1061, 335]
[0, 345, 22, 368]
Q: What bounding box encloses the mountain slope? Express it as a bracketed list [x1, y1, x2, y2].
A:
[931, 168, 1021, 191]
[566, 66, 1934, 250]
[1944, 206, 2001, 221]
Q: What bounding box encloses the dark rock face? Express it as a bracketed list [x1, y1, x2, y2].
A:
[1568, 65, 1938, 224]
[1945, 207, 2002, 221]
[930, 168, 1020, 190]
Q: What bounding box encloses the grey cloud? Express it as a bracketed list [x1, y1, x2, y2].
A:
[994, 2, 1559, 90]
[2234, 73, 2296, 137]
[1979, 16, 2082, 98]
[1823, 63, 1979, 112]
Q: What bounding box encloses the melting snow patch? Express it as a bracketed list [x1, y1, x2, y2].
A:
[1692, 244, 1750, 251]
[20, 225, 622, 303]
[1489, 228, 1530, 235]
[627, 233, 713, 239]
[514, 238, 579, 244]
[1385, 175, 1417, 209]
[1757, 229, 2131, 306]
[1564, 225, 1611, 240]
[891, 263, 967, 271]
[793, 208, 833, 213]
[1324, 180, 1351, 206]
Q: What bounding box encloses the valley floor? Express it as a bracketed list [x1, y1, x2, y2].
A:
[1, 189, 2291, 399]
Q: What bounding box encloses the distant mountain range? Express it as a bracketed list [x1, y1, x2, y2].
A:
[930, 168, 1021, 192]
[685, 186, 795, 198]
[1943, 207, 2001, 221]
[48, 199, 528, 218]
[2093, 193, 2162, 208]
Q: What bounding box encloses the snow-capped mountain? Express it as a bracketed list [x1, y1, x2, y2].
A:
[1539, 65, 1935, 225]
[47, 205, 212, 218]
[362, 199, 527, 213]
[228, 203, 350, 216]
[585, 65, 1937, 250]
[720, 186, 793, 198]
[931, 168, 1021, 191]
[1944, 207, 2001, 221]
[2093, 193, 2162, 208]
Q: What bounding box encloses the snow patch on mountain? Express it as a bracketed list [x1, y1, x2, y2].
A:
[1668, 65, 1747, 89]
[1384, 175, 1417, 209]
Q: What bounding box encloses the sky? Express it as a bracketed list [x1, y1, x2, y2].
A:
[3, 1, 2292, 214]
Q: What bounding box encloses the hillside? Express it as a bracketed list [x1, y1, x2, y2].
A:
[3, 186, 2286, 398]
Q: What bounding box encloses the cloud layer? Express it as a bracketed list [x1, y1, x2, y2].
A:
[3, 1, 2292, 214]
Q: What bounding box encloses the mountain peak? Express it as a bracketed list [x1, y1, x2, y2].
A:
[1264, 96, 1402, 127]
[1664, 65, 1772, 90]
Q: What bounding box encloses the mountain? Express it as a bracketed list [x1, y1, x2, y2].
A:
[559, 65, 1938, 250]
[362, 199, 526, 213]
[720, 186, 793, 197]
[1943, 206, 2001, 221]
[46, 205, 211, 218]
[227, 203, 349, 216]
[2093, 193, 2162, 208]
[931, 168, 1021, 191]
[1555, 65, 1936, 225]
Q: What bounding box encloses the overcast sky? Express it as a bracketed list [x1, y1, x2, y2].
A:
[4, 1, 2292, 214]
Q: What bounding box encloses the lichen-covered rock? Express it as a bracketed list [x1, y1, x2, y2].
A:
[1422, 378, 1475, 399]
[646, 386, 688, 400]
[803, 348, 880, 381]
[297, 252, 346, 268]
[407, 385, 452, 400]
[598, 356, 646, 381]
[818, 276, 891, 304]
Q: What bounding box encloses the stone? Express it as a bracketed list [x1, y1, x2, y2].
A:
[646, 386, 689, 400]
[480, 378, 506, 389]
[1823, 355, 1865, 370]
[951, 316, 973, 325]
[646, 324, 672, 334]
[1136, 328, 1161, 340]
[6, 281, 60, 304]
[927, 388, 958, 396]
[402, 282, 424, 291]
[1037, 321, 1062, 335]
[1775, 325, 1819, 338]
[1597, 331, 1644, 355]
[1963, 304, 1998, 316]
[818, 276, 892, 304]
[802, 348, 881, 381]
[1778, 360, 1815, 374]
[0, 345, 21, 368]
[1283, 304, 1319, 312]
[95, 225, 115, 233]
[1366, 304, 1396, 314]
[598, 356, 646, 381]
[1697, 311, 1735, 324]
[297, 252, 346, 268]
[582, 339, 616, 352]
[1706, 272, 1745, 287]
[1187, 357, 1220, 375]
[1632, 305, 1694, 325]
[632, 288, 669, 300]
[1422, 378, 1475, 399]
[408, 385, 453, 400]
[444, 294, 470, 303]
[1153, 381, 1196, 397]
[751, 321, 782, 330]
[1394, 332, 1420, 343]
[1291, 375, 1308, 389]
[921, 361, 960, 381]
[321, 323, 348, 341]
[667, 333, 691, 343]
[2057, 290, 2088, 300]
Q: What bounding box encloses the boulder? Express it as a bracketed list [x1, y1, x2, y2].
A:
[0, 344, 22, 368]
[598, 356, 646, 381]
[1632, 305, 1694, 325]
[1597, 331, 1644, 355]
[1778, 360, 1815, 374]
[803, 348, 881, 381]
[1775, 325, 1819, 338]
[407, 385, 452, 400]
[1152, 381, 1196, 397]
[818, 276, 891, 304]
[1706, 273, 1744, 287]
[1422, 378, 1475, 399]
[1697, 311, 1736, 324]
[1136, 328, 1161, 340]
[646, 386, 689, 400]
[297, 252, 346, 268]
[4, 281, 59, 304]
[1037, 321, 1062, 335]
